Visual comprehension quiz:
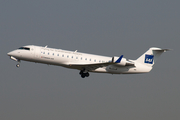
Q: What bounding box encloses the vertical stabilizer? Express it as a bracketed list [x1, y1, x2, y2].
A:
[136, 47, 170, 67]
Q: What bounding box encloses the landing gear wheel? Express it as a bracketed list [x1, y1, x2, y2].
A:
[81, 74, 86, 78]
[16, 64, 20, 68]
[79, 71, 83, 75]
[85, 72, 89, 77]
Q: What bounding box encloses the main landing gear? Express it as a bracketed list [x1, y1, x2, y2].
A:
[79, 69, 90, 78]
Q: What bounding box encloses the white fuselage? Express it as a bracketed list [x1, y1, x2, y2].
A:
[7, 45, 154, 77]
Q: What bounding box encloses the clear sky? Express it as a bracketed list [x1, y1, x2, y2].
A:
[0, 0, 179, 120]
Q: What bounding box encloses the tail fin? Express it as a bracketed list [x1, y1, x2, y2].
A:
[136, 47, 170, 67]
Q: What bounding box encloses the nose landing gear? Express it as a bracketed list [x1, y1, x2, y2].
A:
[16, 60, 21, 68]
[16, 64, 20, 68]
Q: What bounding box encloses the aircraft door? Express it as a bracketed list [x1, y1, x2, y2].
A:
[33, 47, 40, 58]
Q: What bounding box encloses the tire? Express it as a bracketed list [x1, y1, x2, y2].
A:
[16, 64, 20, 68]
[85, 72, 89, 77]
[81, 74, 86, 78]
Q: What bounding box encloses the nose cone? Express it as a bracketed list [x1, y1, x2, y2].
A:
[7, 51, 13, 56]
[7, 50, 17, 56]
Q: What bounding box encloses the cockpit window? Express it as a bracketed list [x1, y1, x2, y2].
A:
[18, 47, 30, 50]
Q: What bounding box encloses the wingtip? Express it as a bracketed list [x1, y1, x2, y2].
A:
[115, 55, 123, 63]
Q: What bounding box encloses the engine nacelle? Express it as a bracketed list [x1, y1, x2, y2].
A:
[112, 56, 127, 66]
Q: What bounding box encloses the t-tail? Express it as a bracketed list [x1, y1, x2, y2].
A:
[134, 47, 170, 73]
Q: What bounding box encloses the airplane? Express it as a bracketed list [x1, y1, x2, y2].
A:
[7, 45, 170, 78]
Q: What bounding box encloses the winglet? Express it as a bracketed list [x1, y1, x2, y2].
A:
[115, 55, 123, 63]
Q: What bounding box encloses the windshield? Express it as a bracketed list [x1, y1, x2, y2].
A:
[18, 47, 30, 50]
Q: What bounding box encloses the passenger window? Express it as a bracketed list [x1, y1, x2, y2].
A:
[72, 56, 73, 58]
[62, 55, 64, 57]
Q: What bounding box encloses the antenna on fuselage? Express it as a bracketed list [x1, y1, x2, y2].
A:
[74, 50, 78, 53]
[45, 45, 48, 48]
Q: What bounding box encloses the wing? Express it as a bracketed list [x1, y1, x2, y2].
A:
[67, 55, 124, 72]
